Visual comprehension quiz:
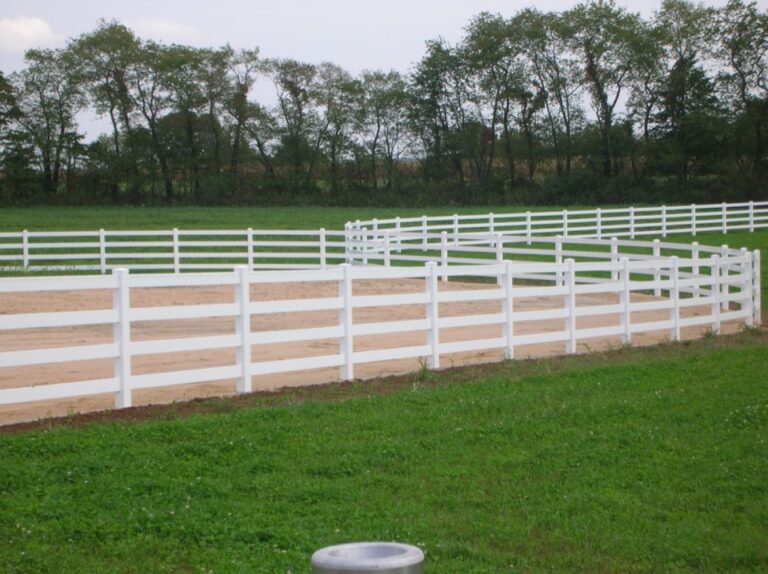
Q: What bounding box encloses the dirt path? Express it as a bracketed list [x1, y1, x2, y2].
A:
[0, 278, 738, 425]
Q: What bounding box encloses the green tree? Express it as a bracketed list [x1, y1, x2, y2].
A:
[12, 48, 85, 196]
[563, 0, 648, 176]
[717, 0, 768, 184]
[69, 20, 141, 201]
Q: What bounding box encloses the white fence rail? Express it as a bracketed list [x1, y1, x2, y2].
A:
[0, 228, 350, 273]
[0, 236, 760, 413]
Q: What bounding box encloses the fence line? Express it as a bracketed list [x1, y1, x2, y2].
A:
[0, 201, 765, 418]
[0, 201, 766, 275]
[348, 200, 768, 243]
[0, 242, 759, 413]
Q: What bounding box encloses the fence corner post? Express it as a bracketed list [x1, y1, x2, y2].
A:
[113, 268, 132, 409]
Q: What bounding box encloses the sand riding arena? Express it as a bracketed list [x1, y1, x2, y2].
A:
[0, 203, 764, 425]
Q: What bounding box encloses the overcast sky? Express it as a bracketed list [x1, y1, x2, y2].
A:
[0, 0, 759, 138]
[1, 0, 754, 76]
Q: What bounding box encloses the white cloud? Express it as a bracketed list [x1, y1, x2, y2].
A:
[0, 16, 61, 53]
[127, 18, 200, 43]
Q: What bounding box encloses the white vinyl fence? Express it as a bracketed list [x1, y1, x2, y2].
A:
[0, 228, 350, 273]
[0, 235, 760, 413]
[0, 201, 766, 275]
[347, 200, 768, 244]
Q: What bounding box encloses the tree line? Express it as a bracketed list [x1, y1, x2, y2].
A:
[1, 0, 767, 207]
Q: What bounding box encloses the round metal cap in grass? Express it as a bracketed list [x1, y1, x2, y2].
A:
[311, 542, 424, 573]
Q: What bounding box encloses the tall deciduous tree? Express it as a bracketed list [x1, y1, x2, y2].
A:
[13, 48, 85, 195]
[564, 0, 647, 176]
[717, 0, 768, 181]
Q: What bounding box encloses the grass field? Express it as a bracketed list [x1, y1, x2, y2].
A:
[1, 332, 767, 573]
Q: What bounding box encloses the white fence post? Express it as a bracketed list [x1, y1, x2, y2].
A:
[691, 204, 697, 236]
[749, 202, 755, 233]
[741, 248, 754, 327]
[495, 233, 504, 286]
[711, 255, 721, 334]
[452, 213, 459, 236]
[722, 202, 728, 234]
[629, 206, 635, 239]
[562, 209, 568, 237]
[555, 235, 563, 286]
[172, 228, 180, 274]
[596, 208, 602, 240]
[525, 211, 532, 244]
[661, 205, 667, 238]
[343, 222, 351, 264]
[319, 228, 327, 269]
[113, 268, 132, 409]
[421, 215, 428, 251]
[721, 244, 729, 311]
[620, 257, 631, 344]
[247, 227, 254, 270]
[692, 241, 700, 298]
[99, 228, 107, 275]
[489, 212, 495, 237]
[611, 237, 619, 281]
[754, 250, 762, 325]
[566, 258, 577, 354]
[440, 231, 448, 282]
[362, 228, 369, 265]
[21, 229, 29, 270]
[504, 260, 514, 360]
[339, 263, 354, 380]
[383, 230, 391, 268]
[236, 265, 252, 394]
[653, 239, 661, 297]
[671, 256, 681, 341]
[426, 262, 440, 369]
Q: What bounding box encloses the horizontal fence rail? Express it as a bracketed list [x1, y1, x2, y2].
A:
[0, 201, 764, 420]
[0, 228, 350, 274]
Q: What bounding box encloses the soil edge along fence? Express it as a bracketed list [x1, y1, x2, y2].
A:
[0, 201, 763, 419]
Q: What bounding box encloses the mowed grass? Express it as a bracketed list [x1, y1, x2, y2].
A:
[0, 332, 767, 573]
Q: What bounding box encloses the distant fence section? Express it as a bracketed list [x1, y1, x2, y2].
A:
[347, 201, 768, 244]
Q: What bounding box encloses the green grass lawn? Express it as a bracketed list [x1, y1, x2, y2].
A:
[1, 332, 767, 573]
